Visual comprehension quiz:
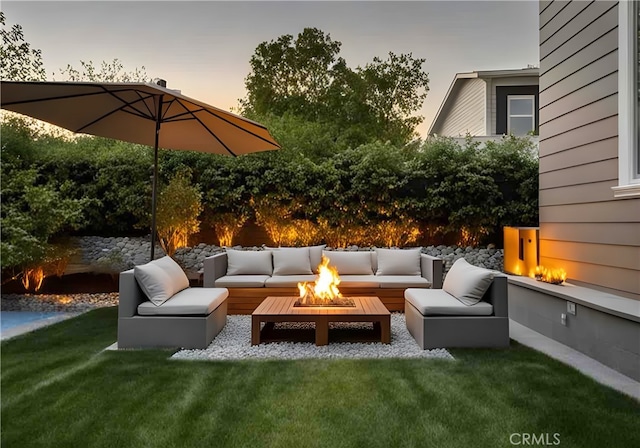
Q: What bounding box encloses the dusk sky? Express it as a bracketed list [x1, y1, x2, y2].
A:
[3, 0, 539, 138]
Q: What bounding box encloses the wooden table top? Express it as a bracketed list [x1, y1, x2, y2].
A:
[254, 296, 390, 317]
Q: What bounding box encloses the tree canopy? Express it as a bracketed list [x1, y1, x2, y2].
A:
[0, 11, 46, 81]
[241, 27, 429, 149]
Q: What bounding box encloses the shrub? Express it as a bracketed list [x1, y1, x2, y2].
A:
[156, 171, 203, 256]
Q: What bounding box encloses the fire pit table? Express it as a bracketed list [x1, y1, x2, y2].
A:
[251, 296, 391, 346]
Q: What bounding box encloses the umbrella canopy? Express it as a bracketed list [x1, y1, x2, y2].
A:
[1, 80, 280, 259]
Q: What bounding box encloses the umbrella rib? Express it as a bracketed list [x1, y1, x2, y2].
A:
[170, 98, 280, 149]
[76, 104, 151, 133]
[106, 88, 158, 119]
[161, 97, 178, 120]
[2, 89, 114, 106]
[131, 90, 155, 118]
[76, 88, 164, 133]
[174, 98, 237, 156]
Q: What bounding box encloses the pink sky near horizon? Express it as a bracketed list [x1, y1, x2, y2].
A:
[3, 1, 539, 138]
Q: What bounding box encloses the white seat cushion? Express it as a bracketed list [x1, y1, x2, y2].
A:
[443, 258, 496, 306]
[322, 251, 373, 275]
[404, 289, 493, 316]
[138, 287, 228, 316]
[376, 276, 430, 289]
[272, 248, 313, 275]
[338, 275, 380, 288]
[214, 275, 270, 288]
[265, 275, 318, 288]
[226, 249, 273, 275]
[134, 256, 190, 306]
[375, 248, 421, 276]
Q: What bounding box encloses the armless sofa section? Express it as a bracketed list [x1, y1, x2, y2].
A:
[118, 269, 228, 349]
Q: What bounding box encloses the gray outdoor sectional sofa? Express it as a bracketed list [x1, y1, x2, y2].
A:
[118, 256, 228, 349]
[117, 249, 508, 350]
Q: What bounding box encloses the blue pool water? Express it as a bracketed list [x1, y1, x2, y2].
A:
[0, 311, 66, 332]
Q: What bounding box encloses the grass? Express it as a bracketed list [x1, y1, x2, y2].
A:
[1, 308, 639, 448]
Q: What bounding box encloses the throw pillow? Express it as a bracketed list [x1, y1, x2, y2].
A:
[375, 248, 421, 276]
[272, 247, 313, 276]
[226, 249, 273, 276]
[134, 256, 190, 306]
[308, 244, 326, 273]
[322, 250, 373, 275]
[266, 245, 326, 273]
[443, 258, 495, 306]
[153, 255, 190, 293]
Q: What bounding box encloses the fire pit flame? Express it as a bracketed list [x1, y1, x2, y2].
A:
[296, 255, 355, 307]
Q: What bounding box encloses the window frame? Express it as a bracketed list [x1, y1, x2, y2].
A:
[506, 94, 535, 136]
[613, 0, 640, 198]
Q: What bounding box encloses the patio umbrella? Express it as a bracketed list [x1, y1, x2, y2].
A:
[1, 80, 280, 260]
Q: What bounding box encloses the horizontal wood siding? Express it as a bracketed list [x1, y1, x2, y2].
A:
[539, 0, 640, 300]
[540, 222, 640, 246]
[539, 157, 618, 188]
[540, 240, 640, 270]
[539, 72, 617, 124]
[437, 78, 485, 137]
[539, 180, 618, 206]
[539, 137, 618, 172]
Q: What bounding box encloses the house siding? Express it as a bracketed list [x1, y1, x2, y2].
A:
[539, 0, 640, 300]
[435, 78, 485, 136]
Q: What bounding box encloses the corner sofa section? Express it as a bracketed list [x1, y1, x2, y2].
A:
[405, 258, 509, 349]
[118, 257, 229, 349]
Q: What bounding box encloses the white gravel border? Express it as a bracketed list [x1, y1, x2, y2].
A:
[171, 313, 453, 361]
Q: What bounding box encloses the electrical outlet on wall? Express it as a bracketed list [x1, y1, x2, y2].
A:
[567, 301, 576, 315]
[561, 313, 567, 326]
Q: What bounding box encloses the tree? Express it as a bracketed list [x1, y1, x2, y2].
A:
[241, 28, 430, 149]
[156, 171, 203, 256]
[242, 28, 343, 120]
[357, 52, 429, 144]
[0, 11, 46, 81]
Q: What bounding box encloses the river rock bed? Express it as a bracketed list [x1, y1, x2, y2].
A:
[73, 236, 504, 275]
[1, 292, 119, 313]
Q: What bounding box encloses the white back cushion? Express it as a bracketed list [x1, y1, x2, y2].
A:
[272, 247, 313, 275]
[267, 245, 325, 273]
[153, 255, 190, 293]
[375, 248, 421, 276]
[134, 256, 189, 306]
[226, 249, 273, 275]
[443, 258, 495, 306]
[309, 245, 326, 273]
[322, 250, 373, 275]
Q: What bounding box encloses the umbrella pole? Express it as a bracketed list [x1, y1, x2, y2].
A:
[150, 95, 163, 261]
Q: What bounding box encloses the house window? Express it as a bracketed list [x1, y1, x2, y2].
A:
[507, 95, 535, 135]
[614, 0, 640, 198]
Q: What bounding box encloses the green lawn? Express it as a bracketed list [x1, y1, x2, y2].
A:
[2, 308, 638, 448]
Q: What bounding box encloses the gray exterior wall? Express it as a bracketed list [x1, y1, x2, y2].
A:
[538, 0, 640, 300]
[509, 280, 640, 381]
[434, 78, 485, 136]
